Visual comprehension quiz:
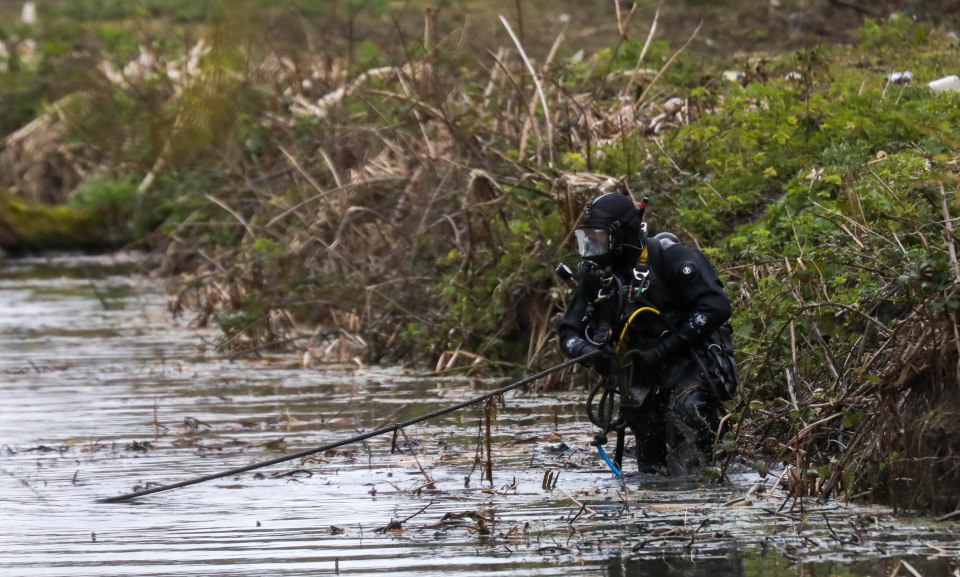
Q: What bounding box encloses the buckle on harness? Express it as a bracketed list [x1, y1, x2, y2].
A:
[632, 267, 651, 295]
[585, 324, 611, 345]
[596, 274, 617, 302]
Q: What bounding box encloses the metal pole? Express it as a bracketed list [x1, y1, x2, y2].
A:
[97, 351, 597, 503]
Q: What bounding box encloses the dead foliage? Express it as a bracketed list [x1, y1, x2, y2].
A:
[141, 8, 701, 376]
[0, 95, 96, 204]
[725, 189, 960, 513]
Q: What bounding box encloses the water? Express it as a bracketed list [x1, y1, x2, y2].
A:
[1, 254, 957, 576]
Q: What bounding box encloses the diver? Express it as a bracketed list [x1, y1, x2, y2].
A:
[558, 192, 738, 474]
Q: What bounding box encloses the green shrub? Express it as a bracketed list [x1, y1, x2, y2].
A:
[69, 175, 152, 241]
[858, 14, 929, 53]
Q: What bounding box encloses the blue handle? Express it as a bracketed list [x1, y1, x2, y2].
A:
[595, 442, 623, 478]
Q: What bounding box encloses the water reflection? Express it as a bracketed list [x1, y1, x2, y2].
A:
[0, 254, 957, 576]
[608, 551, 948, 577]
[609, 555, 745, 577]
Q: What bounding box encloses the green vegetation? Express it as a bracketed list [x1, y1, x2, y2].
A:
[1, 1, 958, 512]
[69, 174, 161, 241]
[0, 187, 113, 249]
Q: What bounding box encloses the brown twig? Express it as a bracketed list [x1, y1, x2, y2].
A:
[397, 428, 436, 490]
[636, 21, 702, 105]
[484, 397, 496, 484]
[622, 5, 659, 99]
[500, 15, 555, 166]
[939, 182, 960, 282]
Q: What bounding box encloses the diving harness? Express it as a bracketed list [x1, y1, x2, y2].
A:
[580, 243, 660, 475]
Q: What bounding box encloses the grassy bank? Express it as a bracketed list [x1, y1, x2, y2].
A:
[1, 1, 958, 512]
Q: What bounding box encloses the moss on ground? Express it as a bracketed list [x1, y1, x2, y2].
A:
[0, 188, 118, 250]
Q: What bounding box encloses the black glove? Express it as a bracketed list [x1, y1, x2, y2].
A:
[580, 343, 614, 375]
[630, 332, 690, 371]
[630, 347, 663, 372]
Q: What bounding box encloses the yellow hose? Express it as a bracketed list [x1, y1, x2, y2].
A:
[616, 306, 660, 355]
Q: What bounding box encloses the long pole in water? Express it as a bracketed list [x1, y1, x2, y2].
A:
[97, 351, 598, 503]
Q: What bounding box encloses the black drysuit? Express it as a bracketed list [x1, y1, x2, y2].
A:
[559, 234, 733, 470]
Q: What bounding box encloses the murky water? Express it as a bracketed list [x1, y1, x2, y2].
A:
[1, 254, 957, 577]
